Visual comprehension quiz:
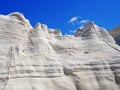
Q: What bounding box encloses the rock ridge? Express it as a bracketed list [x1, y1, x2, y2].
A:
[0, 12, 119, 90]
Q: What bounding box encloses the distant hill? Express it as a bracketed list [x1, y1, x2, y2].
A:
[109, 26, 120, 45]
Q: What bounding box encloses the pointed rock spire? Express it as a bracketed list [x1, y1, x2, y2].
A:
[34, 22, 42, 30]
[74, 22, 115, 44]
[74, 22, 96, 37]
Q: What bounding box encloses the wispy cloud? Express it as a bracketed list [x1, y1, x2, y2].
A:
[80, 19, 89, 24]
[69, 17, 78, 23]
[79, 19, 90, 29]
[68, 17, 89, 26]
[67, 17, 90, 34]
[68, 16, 82, 24]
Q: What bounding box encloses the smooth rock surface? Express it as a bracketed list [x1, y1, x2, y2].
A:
[0, 12, 120, 90]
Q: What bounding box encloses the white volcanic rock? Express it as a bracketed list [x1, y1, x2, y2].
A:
[0, 12, 120, 90]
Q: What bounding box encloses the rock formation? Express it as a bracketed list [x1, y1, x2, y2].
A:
[109, 26, 120, 45]
[0, 12, 120, 90]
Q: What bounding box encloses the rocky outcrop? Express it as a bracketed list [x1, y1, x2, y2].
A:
[0, 12, 120, 90]
[109, 26, 120, 45]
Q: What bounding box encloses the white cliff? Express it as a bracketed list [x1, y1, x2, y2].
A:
[0, 12, 120, 90]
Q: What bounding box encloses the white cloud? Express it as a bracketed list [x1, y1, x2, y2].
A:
[80, 19, 89, 24]
[69, 17, 78, 23]
[78, 20, 89, 29]
[66, 18, 90, 34]
[68, 17, 89, 26]
[69, 16, 82, 24]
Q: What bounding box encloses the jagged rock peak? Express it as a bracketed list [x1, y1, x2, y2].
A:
[8, 12, 32, 28]
[8, 12, 26, 22]
[74, 22, 115, 44]
[74, 22, 96, 37]
[84, 21, 95, 27]
[82, 22, 95, 30]
[34, 22, 42, 30]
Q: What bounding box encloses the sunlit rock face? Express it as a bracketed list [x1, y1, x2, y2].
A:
[109, 26, 120, 45]
[0, 12, 120, 90]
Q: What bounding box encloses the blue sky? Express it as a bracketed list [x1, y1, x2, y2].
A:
[0, 0, 120, 35]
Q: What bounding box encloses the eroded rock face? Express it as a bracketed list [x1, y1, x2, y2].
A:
[0, 12, 120, 90]
[109, 26, 120, 45]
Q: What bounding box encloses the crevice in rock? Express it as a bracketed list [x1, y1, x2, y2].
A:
[63, 67, 81, 90]
[75, 82, 81, 90]
[115, 72, 120, 84]
[63, 67, 73, 76]
[4, 46, 16, 90]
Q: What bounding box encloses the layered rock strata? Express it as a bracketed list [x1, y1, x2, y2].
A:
[0, 12, 120, 90]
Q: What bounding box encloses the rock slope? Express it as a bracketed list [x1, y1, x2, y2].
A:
[0, 12, 120, 90]
[109, 26, 120, 45]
